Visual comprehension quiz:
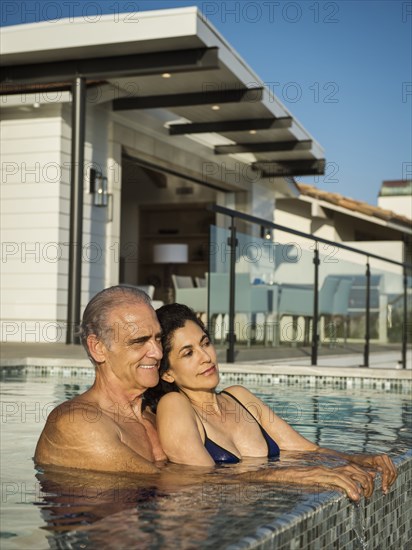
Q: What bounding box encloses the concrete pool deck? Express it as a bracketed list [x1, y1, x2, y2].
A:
[1, 342, 410, 381]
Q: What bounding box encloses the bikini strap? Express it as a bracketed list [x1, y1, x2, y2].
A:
[220, 390, 260, 423]
[192, 406, 208, 443]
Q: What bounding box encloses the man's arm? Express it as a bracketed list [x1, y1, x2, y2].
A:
[314, 446, 397, 494]
[236, 463, 375, 502]
[35, 405, 159, 474]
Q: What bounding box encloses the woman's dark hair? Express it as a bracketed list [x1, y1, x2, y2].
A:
[143, 303, 209, 413]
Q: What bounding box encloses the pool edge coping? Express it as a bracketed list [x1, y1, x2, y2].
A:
[1, 358, 411, 381]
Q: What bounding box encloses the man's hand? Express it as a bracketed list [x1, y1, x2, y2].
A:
[251, 463, 376, 502]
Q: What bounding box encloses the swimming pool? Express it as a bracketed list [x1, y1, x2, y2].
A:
[1, 367, 411, 549]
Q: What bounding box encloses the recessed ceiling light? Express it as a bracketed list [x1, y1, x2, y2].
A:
[211, 105, 220, 111]
[162, 73, 171, 79]
[249, 130, 257, 135]
[33, 102, 40, 109]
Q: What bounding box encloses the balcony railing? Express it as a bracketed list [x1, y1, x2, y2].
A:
[175, 204, 411, 367]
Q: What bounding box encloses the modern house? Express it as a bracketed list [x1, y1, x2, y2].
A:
[1, 7, 325, 344]
[1, 7, 410, 363]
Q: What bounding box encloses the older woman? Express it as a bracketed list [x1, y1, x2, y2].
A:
[144, 304, 396, 500]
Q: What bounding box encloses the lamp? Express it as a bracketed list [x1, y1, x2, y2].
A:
[153, 243, 188, 303]
[153, 244, 188, 264]
[90, 168, 108, 207]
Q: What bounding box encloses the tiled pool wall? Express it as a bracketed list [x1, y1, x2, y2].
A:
[228, 450, 412, 550]
[2, 365, 411, 394]
[219, 372, 411, 394]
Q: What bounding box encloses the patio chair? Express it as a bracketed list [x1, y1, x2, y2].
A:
[172, 274, 207, 313]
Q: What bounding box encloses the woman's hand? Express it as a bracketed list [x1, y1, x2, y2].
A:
[347, 453, 397, 494]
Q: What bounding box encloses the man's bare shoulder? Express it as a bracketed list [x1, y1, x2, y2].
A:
[44, 396, 113, 435]
[35, 396, 159, 474]
[35, 397, 117, 465]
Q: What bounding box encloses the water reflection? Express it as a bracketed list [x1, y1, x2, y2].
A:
[35, 462, 317, 549]
[251, 386, 412, 457]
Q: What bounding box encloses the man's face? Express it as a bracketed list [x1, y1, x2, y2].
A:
[98, 301, 162, 394]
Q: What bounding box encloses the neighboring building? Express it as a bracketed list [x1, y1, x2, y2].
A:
[276, 182, 411, 245]
[1, 7, 325, 344]
[273, 183, 411, 344]
[378, 180, 412, 220]
[275, 182, 411, 263]
[274, 181, 411, 279]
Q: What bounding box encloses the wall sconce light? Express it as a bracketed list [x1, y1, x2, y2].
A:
[260, 226, 272, 240]
[90, 168, 108, 207]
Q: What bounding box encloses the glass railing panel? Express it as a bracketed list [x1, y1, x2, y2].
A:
[233, 229, 277, 350]
[265, 234, 315, 356]
[208, 225, 230, 347]
[369, 259, 404, 368]
[209, 226, 317, 360]
[318, 246, 366, 364]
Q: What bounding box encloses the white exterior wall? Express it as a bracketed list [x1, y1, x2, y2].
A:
[378, 195, 412, 220]
[1, 105, 67, 342]
[1, 102, 114, 342]
[68, 102, 113, 313]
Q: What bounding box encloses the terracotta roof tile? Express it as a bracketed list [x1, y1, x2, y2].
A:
[296, 183, 412, 227]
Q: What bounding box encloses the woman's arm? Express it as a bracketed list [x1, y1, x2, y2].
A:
[156, 388, 381, 501]
[224, 385, 397, 493]
[156, 392, 215, 467]
[224, 385, 318, 452]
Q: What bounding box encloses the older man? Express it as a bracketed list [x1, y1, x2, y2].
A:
[35, 286, 166, 473]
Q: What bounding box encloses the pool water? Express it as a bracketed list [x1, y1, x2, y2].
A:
[1, 370, 411, 549]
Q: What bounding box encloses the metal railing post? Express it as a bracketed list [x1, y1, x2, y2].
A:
[402, 264, 408, 368]
[311, 242, 320, 366]
[226, 221, 237, 363]
[66, 76, 86, 344]
[363, 258, 371, 367]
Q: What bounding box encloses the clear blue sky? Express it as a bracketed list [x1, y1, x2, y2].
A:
[2, 0, 411, 205]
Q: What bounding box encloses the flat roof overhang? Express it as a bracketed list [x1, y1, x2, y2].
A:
[1, 6, 325, 179]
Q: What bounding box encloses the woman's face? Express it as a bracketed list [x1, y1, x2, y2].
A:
[162, 320, 219, 392]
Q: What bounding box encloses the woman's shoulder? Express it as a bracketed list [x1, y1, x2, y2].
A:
[222, 384, 256, 400]
[157, 391, 192, 411]
[156, 392, 200, 434]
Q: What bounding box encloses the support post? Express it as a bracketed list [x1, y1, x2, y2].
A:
[402, 264, 408, 368]
[363, 258, 371, 367]
[226, 221, 237, 363]
[66, 77, 86, 344]
[311, 242, 320, 366]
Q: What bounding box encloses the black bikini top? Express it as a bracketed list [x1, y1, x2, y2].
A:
[199, 390, 280, 464]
